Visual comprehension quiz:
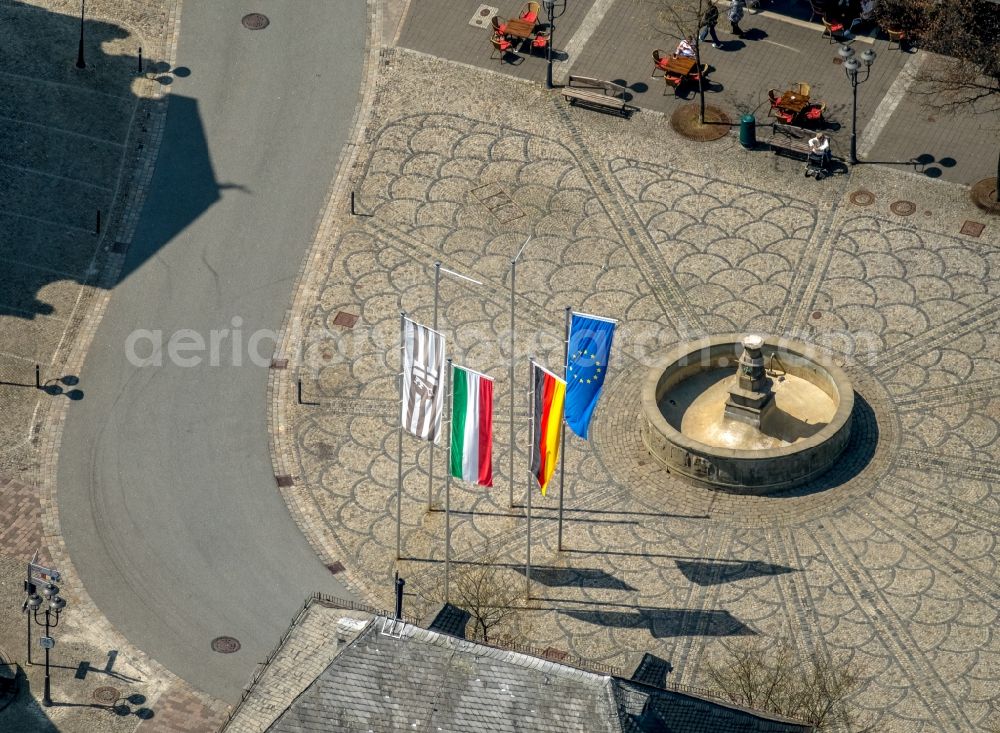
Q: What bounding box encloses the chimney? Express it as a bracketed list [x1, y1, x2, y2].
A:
[395, 574, 405, 620]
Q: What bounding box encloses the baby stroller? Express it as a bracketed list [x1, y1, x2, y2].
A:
[804, 150, 830, 180]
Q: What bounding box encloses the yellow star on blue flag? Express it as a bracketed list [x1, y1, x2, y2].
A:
[565, 312, 616, 439]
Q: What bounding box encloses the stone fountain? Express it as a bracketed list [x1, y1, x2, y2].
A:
[641, 334, 854, 494]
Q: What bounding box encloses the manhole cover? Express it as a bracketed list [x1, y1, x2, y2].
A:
[332, 311, 359, 329]
[242, 13, 269, 30]
[811, 310, 823, 320]
[92, 686, 120, 704]
[960, 220, 985, 237]
[469, 4, 498, 27]
[849, 190, 875, 206]
[211, 636, 241, 654]
[890, 200, 916, 216]
[833, 57, 843, 64]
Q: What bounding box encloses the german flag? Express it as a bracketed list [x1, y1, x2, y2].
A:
[529, 362, 566, 495]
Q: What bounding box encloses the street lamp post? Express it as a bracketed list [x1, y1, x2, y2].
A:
[543, 0, 555, 89]
[76, 0, 86, 69]
[839, 44, 876, 165]
[25, 582, 67, 706]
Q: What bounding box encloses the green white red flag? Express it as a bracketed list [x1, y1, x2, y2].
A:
[449, 365, 493, 487]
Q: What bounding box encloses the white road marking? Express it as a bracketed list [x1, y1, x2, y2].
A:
[554, 0, 617, 85]
[0, 114, 124, 147]
[858, 51, 927, 157]
[761, 40, 801, 52]
[0, 162, 113, 191]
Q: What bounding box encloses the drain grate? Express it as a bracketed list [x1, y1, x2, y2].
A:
[211, 636, 241, 654]
[471, 182, 525, 224]
[270, 358, 288, 369]
[275, 475, 294, 487]
[242, 13, 269, 30]
[849, 190, 875, 206]
[960, 220, 985, 238]
[890, 200, 916, 216]
[92, 686, 121, 705]
[327, 561, 346, 575]
[543, 647, 569, 660]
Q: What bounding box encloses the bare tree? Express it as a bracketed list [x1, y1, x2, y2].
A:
[888, 0, 1000, 200]
[643, 0, 712, 122]
[445, 546, 523, 644]
[704, 636, 876, 732]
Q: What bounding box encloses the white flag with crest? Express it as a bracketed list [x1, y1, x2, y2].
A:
[401, 318, 445, 442]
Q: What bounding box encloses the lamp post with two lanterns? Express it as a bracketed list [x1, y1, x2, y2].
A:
[838, 44, 876, 165]
[23, 560, 67, 707]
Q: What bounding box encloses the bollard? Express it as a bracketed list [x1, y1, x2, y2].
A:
[138, 46, 142, 74]
[95, 209, 101, 235]
[739, 114, 756, 149]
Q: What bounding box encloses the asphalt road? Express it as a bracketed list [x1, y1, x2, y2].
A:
[58, 0, 366, 702]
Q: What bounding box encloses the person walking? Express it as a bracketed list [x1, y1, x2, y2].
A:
[699, 1, 722, 48]
[728, 0, 746, 37]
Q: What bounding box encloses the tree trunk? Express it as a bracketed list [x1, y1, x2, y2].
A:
[695, 40, 705, 124]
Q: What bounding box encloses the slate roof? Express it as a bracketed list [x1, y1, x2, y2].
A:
[255, 610, 814, 733]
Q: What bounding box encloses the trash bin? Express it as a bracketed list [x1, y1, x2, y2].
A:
[739, 114, 756, 149]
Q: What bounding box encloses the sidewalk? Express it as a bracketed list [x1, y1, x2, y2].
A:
[396, 0, 995, 185]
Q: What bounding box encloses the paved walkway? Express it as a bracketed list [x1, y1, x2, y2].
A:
[271, 48, 998, 733]
[397, 0, 994, 185]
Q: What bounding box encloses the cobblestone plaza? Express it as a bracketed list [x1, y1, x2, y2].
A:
[271, 50, 999, 733]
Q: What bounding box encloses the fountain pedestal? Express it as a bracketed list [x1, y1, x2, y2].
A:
[724, 335, 775, 427]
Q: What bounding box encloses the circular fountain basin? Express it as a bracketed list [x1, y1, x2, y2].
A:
[641, 335, 853, 493]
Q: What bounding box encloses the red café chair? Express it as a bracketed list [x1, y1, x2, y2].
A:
[490, 32, 514, 63]
[803, 102, 826, 125]
[519, 1, 540, 23]
[822, 17, 847, 43]
[651, 49, 671, 78]
[775, 109, 796, 124]
[532, 32, 549, 51]
[663, 73, 683, 93]
[491, 15, 507, 35]
[689, 63, 709, 82]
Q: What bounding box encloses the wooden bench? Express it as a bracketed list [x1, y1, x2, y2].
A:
[561, 76, 635, 116]
[768, 123, 816, 160]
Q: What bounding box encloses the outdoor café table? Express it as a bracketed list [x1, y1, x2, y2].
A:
[776, 90, 810, 115]
[505, 18, 536, 39]
[664, 56, 697, 77]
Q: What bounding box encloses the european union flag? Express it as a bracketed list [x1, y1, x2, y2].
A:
[564, 313, 616, 439]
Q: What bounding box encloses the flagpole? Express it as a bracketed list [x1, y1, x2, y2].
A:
[526, 356, 535, 599]
[558, 307, 571, 552]
[444, 357, 453, 602]
[429, 262, 441, 512]
[509, 257, 516, 509]
[397, 311, 406, 561]
[509, 236, 530, 509]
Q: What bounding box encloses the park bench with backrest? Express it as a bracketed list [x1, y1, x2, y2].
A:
[768, 123, 816, 159]
[561, 76, 636, 116]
